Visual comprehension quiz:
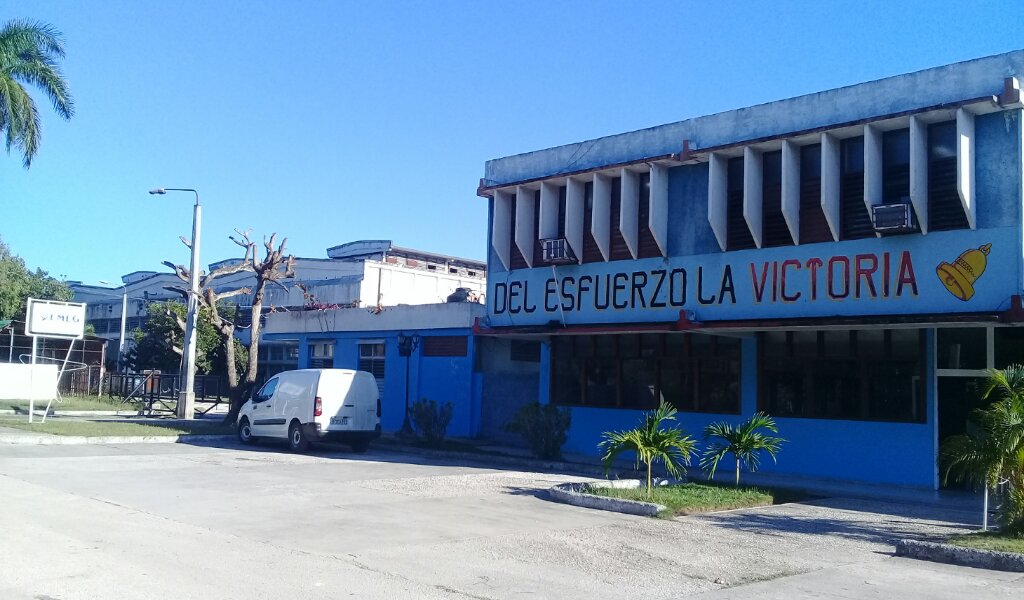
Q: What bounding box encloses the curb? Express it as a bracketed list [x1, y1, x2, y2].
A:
[0, 434, 235, 446]
[548, 481, 666, 517]
[895, 539, 1024, 572]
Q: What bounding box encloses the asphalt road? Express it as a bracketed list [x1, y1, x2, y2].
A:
[0, 441, 1020, 599]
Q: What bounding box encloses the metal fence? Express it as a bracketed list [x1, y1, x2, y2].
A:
[58, 366, 104, 396]
[105, 372, 229, 414]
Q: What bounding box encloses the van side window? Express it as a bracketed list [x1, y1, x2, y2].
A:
[255, 378, 278, 402]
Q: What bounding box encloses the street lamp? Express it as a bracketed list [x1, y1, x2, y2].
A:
[150, 187, 201, 420]
[98, 279, 128, 373]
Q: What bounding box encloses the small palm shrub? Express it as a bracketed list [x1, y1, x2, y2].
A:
[409, 398, 453, 448]
[701, 413, 785, 486]
[599, 402, 697, 499]
[940, 366, 1024, 534]
[506, 402, 571, 459]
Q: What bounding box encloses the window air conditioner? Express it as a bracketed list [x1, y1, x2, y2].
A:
[872, 202, 917, 233]
[540, 238, 577, 264]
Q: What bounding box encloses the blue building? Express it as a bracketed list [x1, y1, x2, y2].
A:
[263, 302, 486, 438]
[476, 50, 1024, 489]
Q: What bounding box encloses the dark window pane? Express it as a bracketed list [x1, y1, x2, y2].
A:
[552, 357, 583, 405]
[594, 335, 616, 358]
[640, 333, 662, 358]
[937, 328, 987, 370]
[801, 144, 821, 179]
[586, 359, 618, 406]
[659, 360, 693, 410]
[994, 328, 1024, 370]
[621, 359, 657, 409]
[842, 137, 864, 173]
[618, 334, 639, 358]
[760, 329, 922, 422]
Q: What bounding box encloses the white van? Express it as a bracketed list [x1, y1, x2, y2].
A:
[236, 369, 381, 452]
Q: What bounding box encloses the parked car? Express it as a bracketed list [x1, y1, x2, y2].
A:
[236, 368, 381, 452]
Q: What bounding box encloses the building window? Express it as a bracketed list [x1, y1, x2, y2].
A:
[761, 150, 791, 247]
[510, 340, 541, 362]
[928, 120, 969, 231]
[882, 128, 911, 203]
[726, 157, 755, 250]
[799, 143, 831, 243]
[551, 333, 741, 412]
[840, 136, 873, 239]
[422, 335, 468, 357]
[358, 342, 386, 396]
[759, 329, 925, 423]
[309, 340, 335, 369]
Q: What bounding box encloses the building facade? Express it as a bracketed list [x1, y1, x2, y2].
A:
[263, 302, 486, 438]
[71, 240, 485, 378]
[477, 51, 1024, 489]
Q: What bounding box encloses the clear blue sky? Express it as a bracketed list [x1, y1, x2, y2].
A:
[3, 1, 1023, 285]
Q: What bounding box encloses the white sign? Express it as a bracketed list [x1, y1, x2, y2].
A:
[26, 298, 87, 339]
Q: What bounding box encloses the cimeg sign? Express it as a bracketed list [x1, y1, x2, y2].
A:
[26, 298, 87, 339]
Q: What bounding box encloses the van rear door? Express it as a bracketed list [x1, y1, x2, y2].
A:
[315, 370, 357, 431]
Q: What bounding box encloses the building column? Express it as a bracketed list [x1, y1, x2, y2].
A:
[296, 336, 310, 369]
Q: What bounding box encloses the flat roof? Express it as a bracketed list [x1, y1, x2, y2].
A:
[482, 49, 1024, 189]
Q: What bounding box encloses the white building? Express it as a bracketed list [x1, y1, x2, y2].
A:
[70, 240, 486, 372]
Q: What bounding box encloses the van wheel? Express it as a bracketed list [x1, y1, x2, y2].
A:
[237, 417, 256, 445]
[351, 439, 371, 453]
[288, 421, 309, 452]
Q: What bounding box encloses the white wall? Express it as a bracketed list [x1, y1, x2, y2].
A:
[0, 364, 58, 400]
[361, 261, 486, 307]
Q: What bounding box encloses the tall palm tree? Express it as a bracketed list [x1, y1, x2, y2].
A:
[701, 413, 785, 487]
[599, 402, 697, 499]
[940, 366, 1024, 533]
[0, 19, 74, 167]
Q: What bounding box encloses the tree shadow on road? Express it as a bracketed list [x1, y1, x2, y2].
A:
[696, 497, 978, 545]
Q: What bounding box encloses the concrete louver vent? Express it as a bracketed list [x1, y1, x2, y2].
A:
[491, 189, 513, 270]
[707, 104, 982, 250]
[514, 186, 537, 267]
[490, 163, 671, 269]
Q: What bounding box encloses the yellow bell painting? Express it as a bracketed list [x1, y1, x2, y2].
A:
[936, 243, 992, 301]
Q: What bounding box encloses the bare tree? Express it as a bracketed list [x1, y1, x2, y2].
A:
[165, 229, 295, 424]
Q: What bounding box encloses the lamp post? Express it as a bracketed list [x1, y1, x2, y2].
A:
[150, 187, 201, 420]
[397, 333, 419, 438]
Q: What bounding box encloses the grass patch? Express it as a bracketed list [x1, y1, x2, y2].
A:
[947, 531, 1024, 554]
[0, 395, 141, 412]
[584, 482, 802, 516]
[0, 416, 233, 437]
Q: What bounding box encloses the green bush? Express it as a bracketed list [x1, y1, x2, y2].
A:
[506, 402, 571, 460]
[409, 398, 453, 447]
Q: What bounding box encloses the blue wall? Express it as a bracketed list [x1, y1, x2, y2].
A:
[268, 328, 480, 438]
[550, 334, 939, 489]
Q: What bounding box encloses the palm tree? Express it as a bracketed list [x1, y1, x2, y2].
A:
[701, 413, 785, 487]
[599, 402, 697, 499]
[0, 19, 75, 167]
[940, 366, 1024, 533]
